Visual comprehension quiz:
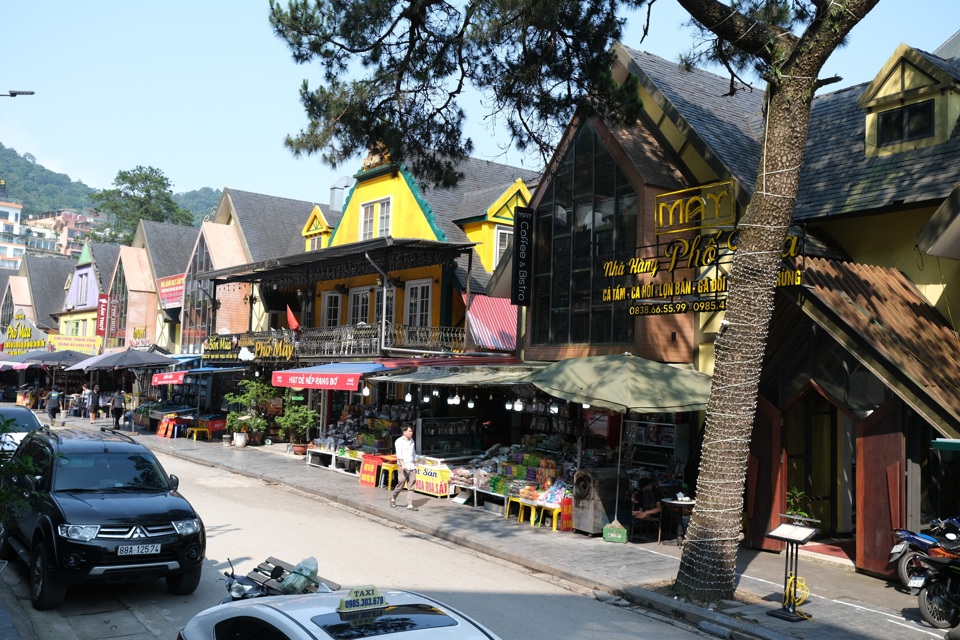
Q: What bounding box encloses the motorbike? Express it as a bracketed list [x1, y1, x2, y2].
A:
[911, 554, 960, 629]
[220, 556, 339, 605]
[889, 516, 960, 587]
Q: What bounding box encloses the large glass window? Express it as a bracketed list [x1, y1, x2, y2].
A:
[181, 237, 217, 354]
[105, 267, 128, 348]
[531, 122, 637, 345]
[374, 288, 395, 323]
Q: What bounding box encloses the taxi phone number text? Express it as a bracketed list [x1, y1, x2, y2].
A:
[344, 596, 385, 609]
[628, 300, 727, 315]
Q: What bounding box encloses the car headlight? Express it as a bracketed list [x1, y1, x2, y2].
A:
[173, 519, 201, 536]
[58, 524, 100, 541]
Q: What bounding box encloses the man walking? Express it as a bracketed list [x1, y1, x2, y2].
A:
[111, 390, 126, 428]
[390, 425, 418, 511]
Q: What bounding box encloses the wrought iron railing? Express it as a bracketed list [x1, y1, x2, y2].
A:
[246, 322, 466, 360]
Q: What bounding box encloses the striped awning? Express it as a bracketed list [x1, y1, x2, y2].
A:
[464, 294, 516, 352]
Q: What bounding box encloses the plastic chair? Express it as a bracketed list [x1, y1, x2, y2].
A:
[379, 463, 399, 491]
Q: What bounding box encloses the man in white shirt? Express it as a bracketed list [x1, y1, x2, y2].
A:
[391, 425, 418, 511]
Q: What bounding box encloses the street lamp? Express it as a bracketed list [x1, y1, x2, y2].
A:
[1, 90, 35, 97]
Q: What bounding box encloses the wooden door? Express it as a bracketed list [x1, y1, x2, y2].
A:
[746, 396, 786, 551]
[856, 396, 903, 576]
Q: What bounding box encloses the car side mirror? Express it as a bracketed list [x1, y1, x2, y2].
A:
[168, 474, 179, 491]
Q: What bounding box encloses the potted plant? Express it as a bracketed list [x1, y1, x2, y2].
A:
[274, 391, 319, 455]
[223, 378, 276, 447]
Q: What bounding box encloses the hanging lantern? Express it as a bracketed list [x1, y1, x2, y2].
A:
[404, 392, 412, 403]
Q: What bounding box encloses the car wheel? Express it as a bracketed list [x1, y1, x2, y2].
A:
[166, 566, 202, 595]
[30, 543, 66, 610]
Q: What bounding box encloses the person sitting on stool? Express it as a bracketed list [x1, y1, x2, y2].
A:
[631, 477, 664, 540]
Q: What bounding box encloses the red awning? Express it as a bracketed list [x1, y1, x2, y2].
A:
[152, 371, 186, 385]
[272, 362, 395, 391]
[462, 293, 517, 352]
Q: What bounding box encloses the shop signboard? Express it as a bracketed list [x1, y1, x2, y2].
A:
[48, 334, 99, 355]
[415, 464, 452, 497]
[359, 456, 382, 487]
[511, 206, 533, 307]
[203, 333, 296, 364]
[2, 309, 48, 355]
[152, 370, 187, 385]
[596, 180, 804, 317]
[95, 294, 109, 336]
[157, 273, 185, 309]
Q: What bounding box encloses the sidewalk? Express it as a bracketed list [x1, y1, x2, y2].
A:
[5, 411, 950, 639]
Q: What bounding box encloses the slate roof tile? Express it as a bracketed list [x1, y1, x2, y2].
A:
[140, 221, 199, 279]
[22, 254, 74, 330]
[224, 189, 336, 263]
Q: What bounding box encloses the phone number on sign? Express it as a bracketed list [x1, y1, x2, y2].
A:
[628, 300, 727, 315]
[344, 596, 385, 609]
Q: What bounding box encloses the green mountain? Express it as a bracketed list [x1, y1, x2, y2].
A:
[0, 143, 220, 226]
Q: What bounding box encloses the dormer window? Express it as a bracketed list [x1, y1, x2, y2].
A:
[878, 100, 934, 146]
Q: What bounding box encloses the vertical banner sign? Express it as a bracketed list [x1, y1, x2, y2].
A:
[96, 294, 109, 336]
[511, 206, 534, 307]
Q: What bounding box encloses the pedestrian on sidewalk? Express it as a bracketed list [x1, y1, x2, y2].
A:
[111, 390, 126, 428]
[89, 385, 101, 424]
[391, 424, 418, 511]
[45, 386, 63, 427]
[81, 384, 92, 418]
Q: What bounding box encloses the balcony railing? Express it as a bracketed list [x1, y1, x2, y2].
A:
[248, 322, 466, 360]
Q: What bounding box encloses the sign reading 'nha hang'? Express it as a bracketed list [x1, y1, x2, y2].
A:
[600, 180, 803, 316]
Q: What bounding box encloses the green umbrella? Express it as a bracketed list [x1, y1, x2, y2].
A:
[522, 353, 712, 414]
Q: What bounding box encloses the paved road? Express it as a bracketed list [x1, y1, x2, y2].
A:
[0, 411, 953, 639]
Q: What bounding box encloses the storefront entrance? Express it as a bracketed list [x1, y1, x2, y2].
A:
[783, 390, 855, 537]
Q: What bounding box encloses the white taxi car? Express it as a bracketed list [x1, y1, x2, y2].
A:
[178, 585, 501, 640]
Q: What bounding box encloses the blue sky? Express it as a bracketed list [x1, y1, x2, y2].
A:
[2, 2, 957, 206]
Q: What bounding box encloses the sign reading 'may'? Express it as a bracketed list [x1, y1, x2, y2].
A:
[656, 180, 735, 236]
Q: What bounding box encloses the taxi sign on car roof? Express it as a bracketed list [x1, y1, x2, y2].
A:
[337, 585, 387, 613]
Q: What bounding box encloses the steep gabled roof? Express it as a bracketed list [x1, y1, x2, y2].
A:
[138, 221, 199, 279]
[796, 256, 960, 435]
[21, 254, 74, 330]
[88, 242, 121, 292]
[114, 246, 155, 293]
[617, 45, 764, 197]
[410, 157, 539, 293]
[618, 43, 960, 223]
[794, 75, 960, 220]
[223, 189, 333, 263]
[0, 268, 18, 306]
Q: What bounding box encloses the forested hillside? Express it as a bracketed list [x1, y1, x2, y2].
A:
[0, 143, 219, 226]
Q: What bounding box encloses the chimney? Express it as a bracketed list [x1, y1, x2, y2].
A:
[329, 176, 354, 213]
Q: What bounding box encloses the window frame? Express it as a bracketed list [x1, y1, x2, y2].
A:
[878, 99, 935, 146]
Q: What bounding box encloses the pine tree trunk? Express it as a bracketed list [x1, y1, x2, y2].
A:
[674, 69, 819, 603]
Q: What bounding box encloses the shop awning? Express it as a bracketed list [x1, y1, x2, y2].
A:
[367, 365, 541, 387]
[463, 293, 517, 352]
[151, 366, 246, 386]
[272, 362, 396, 391]
[933, 439, 960, 451]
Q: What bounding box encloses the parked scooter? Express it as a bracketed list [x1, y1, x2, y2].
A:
[889, 516, 960, 587]
[219, 556, 338, 605]
[911, 554, 960, 629]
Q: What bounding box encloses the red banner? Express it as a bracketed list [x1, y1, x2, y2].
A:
[152, 371, 186, 386]
[95, 294, 109, 336]
[271, 370, 362, 390]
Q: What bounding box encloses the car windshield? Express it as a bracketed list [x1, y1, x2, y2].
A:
[0, 411, 42, 433]
[312, 604, 459, 639]
[53, 452, 170, 492]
